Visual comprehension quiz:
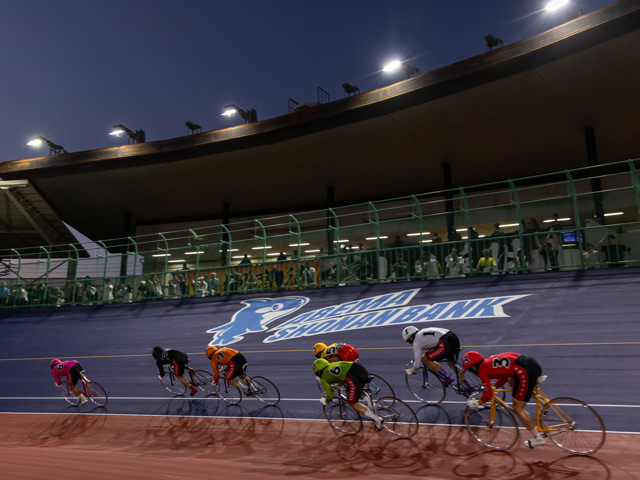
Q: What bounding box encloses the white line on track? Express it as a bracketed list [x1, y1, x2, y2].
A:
[0, 397, 638, 408]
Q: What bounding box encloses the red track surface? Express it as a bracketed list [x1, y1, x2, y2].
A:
[1, 413, 638, 479]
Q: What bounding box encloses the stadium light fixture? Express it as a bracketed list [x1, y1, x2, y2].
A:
[221, 104, 258, 123]
[383, 59, 420, 78]
[545, 0, 569, 12]
[27, 136, 67, 155]
[109, 124, 145, 144]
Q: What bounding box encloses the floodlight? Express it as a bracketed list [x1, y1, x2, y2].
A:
[27, 136, 67, 155]
[221, 104, 257, 123]
[109, 124, 145, 144]
[545, 0, 569, 12]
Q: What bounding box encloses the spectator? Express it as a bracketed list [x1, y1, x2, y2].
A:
[536, 233, 560, 271]
[245, 271, 259, 290]
[137, 280, 150, 300]
[432, 232, 443, 243]
[508, 249, 531, 274]
[424, 252, 443, 279]
[149, 275, 163, 298]
[102, 279, 114, 303]
[208, 273, 219, 295]
[277, 251, 287, 261]
[0, 282, 10, 306]
[50, 286, 65, 306]
[116, 283, 129, 302]
[491, 223, 504, 237]
[474, 248, 497, 275]
[194, 276, 208, 297]
[582, 242, 599, 269]
[165, 280, 180, 299]
[444, 248, 465, 278]
[302, 261, 316, 286]
[292, 249, 299, 260]
[14, 286, 29, 306]
[176, 273, 188, 296]
[239, 254, 251, 265]
[359, 257, 374, 284]
[597, 234, 633, 268]
[391, 255, 409, 281]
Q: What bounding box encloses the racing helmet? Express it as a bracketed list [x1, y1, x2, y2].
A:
[312, 342, 327, 358]
[151, 346, 164, 359]
[402, 325, 419, 343]
[462, 351, 484, 370]
[312, 358, 330, 377]
[205, 345, 218, 359]
[50, 358, 62, 369]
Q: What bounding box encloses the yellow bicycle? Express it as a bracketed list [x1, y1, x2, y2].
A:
[465, 377, 606, 455]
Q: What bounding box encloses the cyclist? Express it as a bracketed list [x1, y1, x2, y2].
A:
[50, 358, 89, 405]
[312, 342, 359, 362]
[402, 325, 467, 387]
[313, 358, 384, 431]
[462, 351, 545, 449]
[152, 346, 198, 396]
[205, 345, 250, 394]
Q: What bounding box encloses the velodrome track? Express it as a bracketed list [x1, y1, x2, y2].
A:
[1, 269, 639, 478]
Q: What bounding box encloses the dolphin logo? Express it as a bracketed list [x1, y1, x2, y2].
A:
[206, 296, 308, 346]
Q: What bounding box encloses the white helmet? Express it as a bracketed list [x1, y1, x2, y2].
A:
[402, 326, 419, 343]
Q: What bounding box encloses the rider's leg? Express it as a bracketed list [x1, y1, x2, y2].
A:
[424, 359, 454, 385]
[512, 398, 545, 447]
[350, 401, 383, 428]
[229, 376, 249, 392]
[178, 375, 198, 395]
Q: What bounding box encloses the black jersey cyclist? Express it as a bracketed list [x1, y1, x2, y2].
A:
[152, 346, 198, 396]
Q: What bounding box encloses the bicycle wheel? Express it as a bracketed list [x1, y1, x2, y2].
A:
[323, 396, 362, 435]
[215, 379, 242, 405]
[368, 374, 395, 402]
[59, 380, 79, 406]
[249, 376, 281, 406]
[540, 397, 606, 455]
[406, 367, 446, 405]
[86, 381, 108, 407]
[375, 397, 419, 438]
[161, 372, 187, 395]
[191, 370, 217, 395]
[465, 402, 519, 450]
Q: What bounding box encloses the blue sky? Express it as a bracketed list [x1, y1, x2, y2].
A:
[0, 0, 615, 164]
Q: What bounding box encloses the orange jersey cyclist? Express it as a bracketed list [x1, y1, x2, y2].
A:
[312, 342, 359, 362]
[402, 325, 466, 387]
[50, 359, 89, 405]
[152, 346, 198, 396]
[463, 351, 546, 449]
[205, 345, 250, 394]
[313, 358, 384, 431]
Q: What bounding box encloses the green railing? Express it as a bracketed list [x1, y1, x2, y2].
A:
[1, 159, 639, 308]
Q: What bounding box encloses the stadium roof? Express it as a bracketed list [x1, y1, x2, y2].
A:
[1, 0, 639, 245]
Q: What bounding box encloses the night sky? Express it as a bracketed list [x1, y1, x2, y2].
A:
[0, 0, 615, 165]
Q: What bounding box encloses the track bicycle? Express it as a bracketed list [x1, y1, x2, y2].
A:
[465, 376, 606, 455]
[322, 376, 419, 438]
[60, 376, 108, 407]
[211, 366, 281, 406]
[159, 365, 216, 396]
[317, 372, 395, 399]
[405, 360, 484, 405]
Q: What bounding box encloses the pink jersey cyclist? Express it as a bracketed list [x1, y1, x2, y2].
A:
[50, 359, 88, 405]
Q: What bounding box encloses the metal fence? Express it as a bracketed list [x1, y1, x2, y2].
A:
[1, 159, 639, 308]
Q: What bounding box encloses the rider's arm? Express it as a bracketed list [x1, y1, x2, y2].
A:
[411, 342, 423, 373]
[211, 357, 220, 383]
[51, 368, 62, 386]
[156, 359, 165, 378]
[478, 368, 493, 404]
[320, 375, 334, 402]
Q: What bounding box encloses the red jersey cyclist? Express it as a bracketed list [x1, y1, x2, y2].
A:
[205, 346, 250, 394]
[313, 358, 384, 431]
[312, 342, 359, 362]
[463, 351, 546, 449]
[50, 359, 89, 405]
[402, 325, 468, 388]
[152, 346, 198, 396]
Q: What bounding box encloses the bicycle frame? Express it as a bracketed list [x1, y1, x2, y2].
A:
[484, 385, 571, 435]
